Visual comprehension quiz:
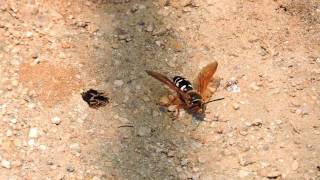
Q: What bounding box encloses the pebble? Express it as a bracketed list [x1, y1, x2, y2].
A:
[130, 4, 139, 13]
[239, 154, 255, 166]
[66, 165, 75, 172]
[232, 103, 240, 110]
[1, 160, 11, 169]
[145, 25, 154, 32]
[167, 105, 177, 112]
[39, 144, 46, 151]
[198, 155, 207, 163]
[51, 116, 61, 125]
[10, 118, 17, 124]
[249, 82, 260, 91]
[251, 118, 263, 127]
[11, 80, 19, 87]
[6, 130, 13, 137]
[292, 160, 299, 171]
[114, 80, 124, 87]
[87, 23, 99, 33]
[167, 150, 175, 157]
[28, 139, 35, 146]
[152, 27, 168, 36]
[70, 143, 81, 153]
[28, 127, 39, 138]
[238, 170, 250, 177]
[180, 159, 188, 166]
[259, 167, 281, 178]
[92, 176, 101, 180]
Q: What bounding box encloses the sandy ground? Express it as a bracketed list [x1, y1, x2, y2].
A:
[0, 0, 319, 179]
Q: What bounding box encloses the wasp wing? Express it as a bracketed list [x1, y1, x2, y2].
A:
[195, 61, 218, 101]
[146, 70, 188, 100]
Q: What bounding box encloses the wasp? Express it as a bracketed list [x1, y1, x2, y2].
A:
[146, 61, 223, 118]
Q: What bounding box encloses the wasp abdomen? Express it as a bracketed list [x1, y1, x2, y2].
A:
[173, 76, 193, 92]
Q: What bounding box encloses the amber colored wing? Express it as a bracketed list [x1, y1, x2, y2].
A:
[146, 70, 188, 99]
[196, 61, 218, 99]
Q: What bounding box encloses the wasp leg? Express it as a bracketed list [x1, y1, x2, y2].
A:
[174, 104, 181, 119]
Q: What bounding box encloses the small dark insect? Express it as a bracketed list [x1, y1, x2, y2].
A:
[81, 89, 109, 108]
[146, 61, 223, 118]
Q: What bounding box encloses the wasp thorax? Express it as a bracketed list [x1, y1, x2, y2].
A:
[186, 91, 203, 109]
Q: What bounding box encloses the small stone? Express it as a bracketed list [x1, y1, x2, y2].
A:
[11, 80, 19, 87]
[70, 143, 81, 153]
[249, 82, 260, 91]
[1, 160, 11, 169]
[238, 170, 250, 177]
[167, 150, 175, 157]
[259, 167, 281, 178]
[39, 144, 46, 151]
[251, 119, 263, 127]
[292, 160, 299, 171]
[6, 130, 13, 137]
[146, 25, 154, 32]
[239, 154, 255, 166]
[198, 155, 207, 163]
[152, 28, 167, 36]
[25, 31, 33, 38]
[114, 80, 124, 87]
[168, 105, 177, 112]
[180, 159, 188, 166]
[137, 126, 152, 137]
[111, 43, 119, 49]
[92, 176, 101, 180]
[59, 52, 66, 59]
[51, 116, 61, 125]
[155, 40, 162, 46]
[28, 127, 39, 138]
[131, 4, 139, 13]
[232, 103, 240, 110]
[86, 24, 99, 33]
[10, 119, 17, 124]
[66, 165, 75, 172]
[193, 167, 200, 172]
[28, 139, 35, 146]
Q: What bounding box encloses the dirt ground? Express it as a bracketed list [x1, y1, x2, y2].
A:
[0, 0, 319, 179]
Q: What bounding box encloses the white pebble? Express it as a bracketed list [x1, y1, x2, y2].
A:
[70, 143, 81, 153]
[10, 118, 17, 124]
[39, 144, 47, 151]
[51, 116, 61, 125]
[6, 130, 13, 137]
[28, 139, 35, 146]
[146, 25, 154, 32]
[28, 127, 39, 138]
[1, 160, 11, 169]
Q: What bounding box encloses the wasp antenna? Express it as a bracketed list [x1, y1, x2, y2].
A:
[203, 97, 225, 105]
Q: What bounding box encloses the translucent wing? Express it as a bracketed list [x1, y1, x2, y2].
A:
[196, 61, 218, 101]
[146, 70, 188, 100]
